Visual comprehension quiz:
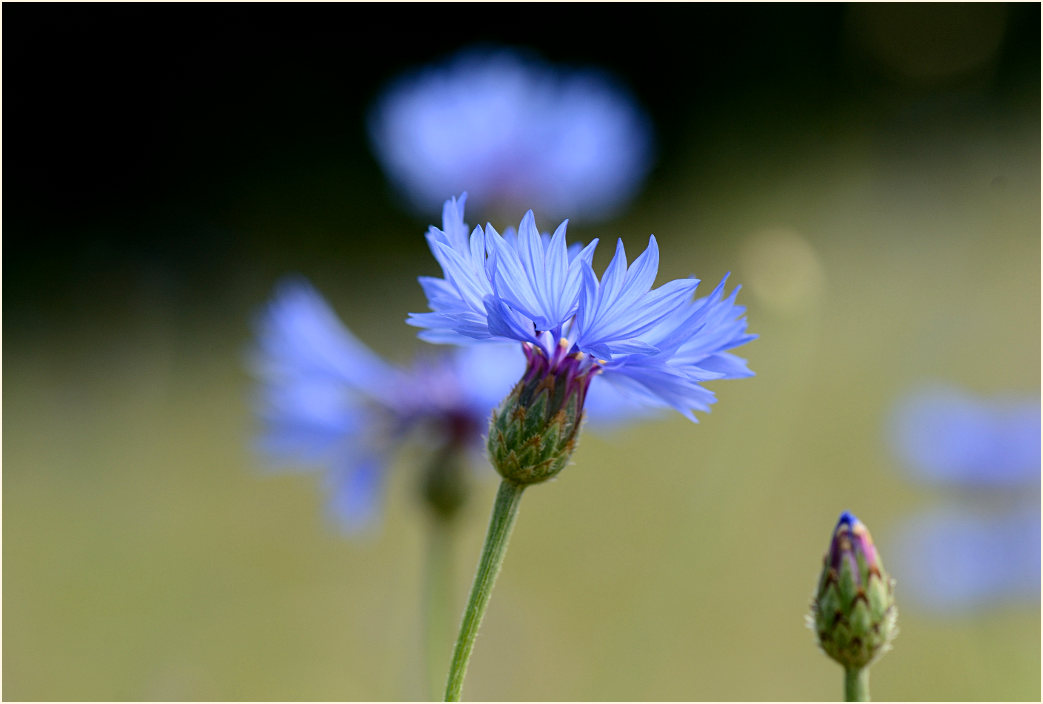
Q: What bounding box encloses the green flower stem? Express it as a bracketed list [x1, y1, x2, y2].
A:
[443, 479, 526, 701]
[844, 667, 869, 702]
[423, 517, 454, 700]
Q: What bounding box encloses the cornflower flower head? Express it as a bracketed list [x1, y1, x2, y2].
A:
[250, 277, 524, 531]
[368, 46, 653, 222]
[409, 195, 755, 484]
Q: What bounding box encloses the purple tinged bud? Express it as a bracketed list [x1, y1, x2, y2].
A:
[487, 340, 600, 486]
[828, 511, 881, 586]
[811, 511, 897, 671]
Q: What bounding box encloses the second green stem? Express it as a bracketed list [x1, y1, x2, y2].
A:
[424, 517, 454, 700]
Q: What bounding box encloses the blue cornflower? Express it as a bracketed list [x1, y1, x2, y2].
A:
[887, 384, 1040, 486]
[417, 198, 755, 699]
[368, 46, 653, 221]
[409, 194, 755, 427]
[250, 277, 524, 532]
[888, 505, 1040, 612]
[885, 383, 1041, 612]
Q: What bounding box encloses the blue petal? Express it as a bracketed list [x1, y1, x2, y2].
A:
[544, 219, 570, 304]
[438, 192, 470, 250]
[433, 239, 491, 312]
[598, 239, 629, 306]
[583, 374, 662, 426]
[576, 236, 700, 351]
[488, 219, 549, 327]
[254, 382, 366, 466]
[251, 277, 399, 404]
[599, 356, 719, 421]
[324, 454, 388, 534]
[485, 295, 537, 343]
[696, 352, 755, 379]
[408, 311, 493, 342]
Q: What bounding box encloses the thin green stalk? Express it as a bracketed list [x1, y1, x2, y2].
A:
[423, 517, 453, 700]
[443, 480, 525, 701]
[844, 667, 869, 702]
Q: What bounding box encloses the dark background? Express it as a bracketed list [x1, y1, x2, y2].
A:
[5, 3, 1039, 309]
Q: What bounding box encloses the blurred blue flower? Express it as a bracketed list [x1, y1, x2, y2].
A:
[887, 385, 1040, 487]
[888, 505, 1040, 612]
[368, 46, 653, 222]
[409, 195, 755, 421]
[885, 383, 1041, 612]
[250, 277, 523, 532]
[250, 276, 643, 532]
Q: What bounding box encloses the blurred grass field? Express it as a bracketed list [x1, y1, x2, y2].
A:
[5, 87, 1039, 701]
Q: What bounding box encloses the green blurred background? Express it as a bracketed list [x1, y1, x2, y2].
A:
[4, 3, 1039, 700]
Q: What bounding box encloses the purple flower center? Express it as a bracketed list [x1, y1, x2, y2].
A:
[520, 339, 601, 414]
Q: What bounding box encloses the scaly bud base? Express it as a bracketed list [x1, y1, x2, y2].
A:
[487, 341, 597, 486]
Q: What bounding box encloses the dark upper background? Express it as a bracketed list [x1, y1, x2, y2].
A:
[4, 3, 1039, 321]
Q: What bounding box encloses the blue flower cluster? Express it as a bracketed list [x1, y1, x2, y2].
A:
[368, 46, 653, 221]
[409, 195, 755, 421]
[251, 278, 523, 532]
[886, 384, 1041, 611]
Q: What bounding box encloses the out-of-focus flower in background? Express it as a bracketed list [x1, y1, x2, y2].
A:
[888, 504, 1040, 612]
[249, 275, 647, 532]
[250, 277, 524, 532]
[887, 384, 1040, 487]
[368, 46, 654, 222]
[885, 383, 1041, 612]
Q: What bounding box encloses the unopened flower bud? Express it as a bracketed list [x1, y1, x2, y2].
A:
[487, 341, 598, 486]
[810, 511, 897, 670]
